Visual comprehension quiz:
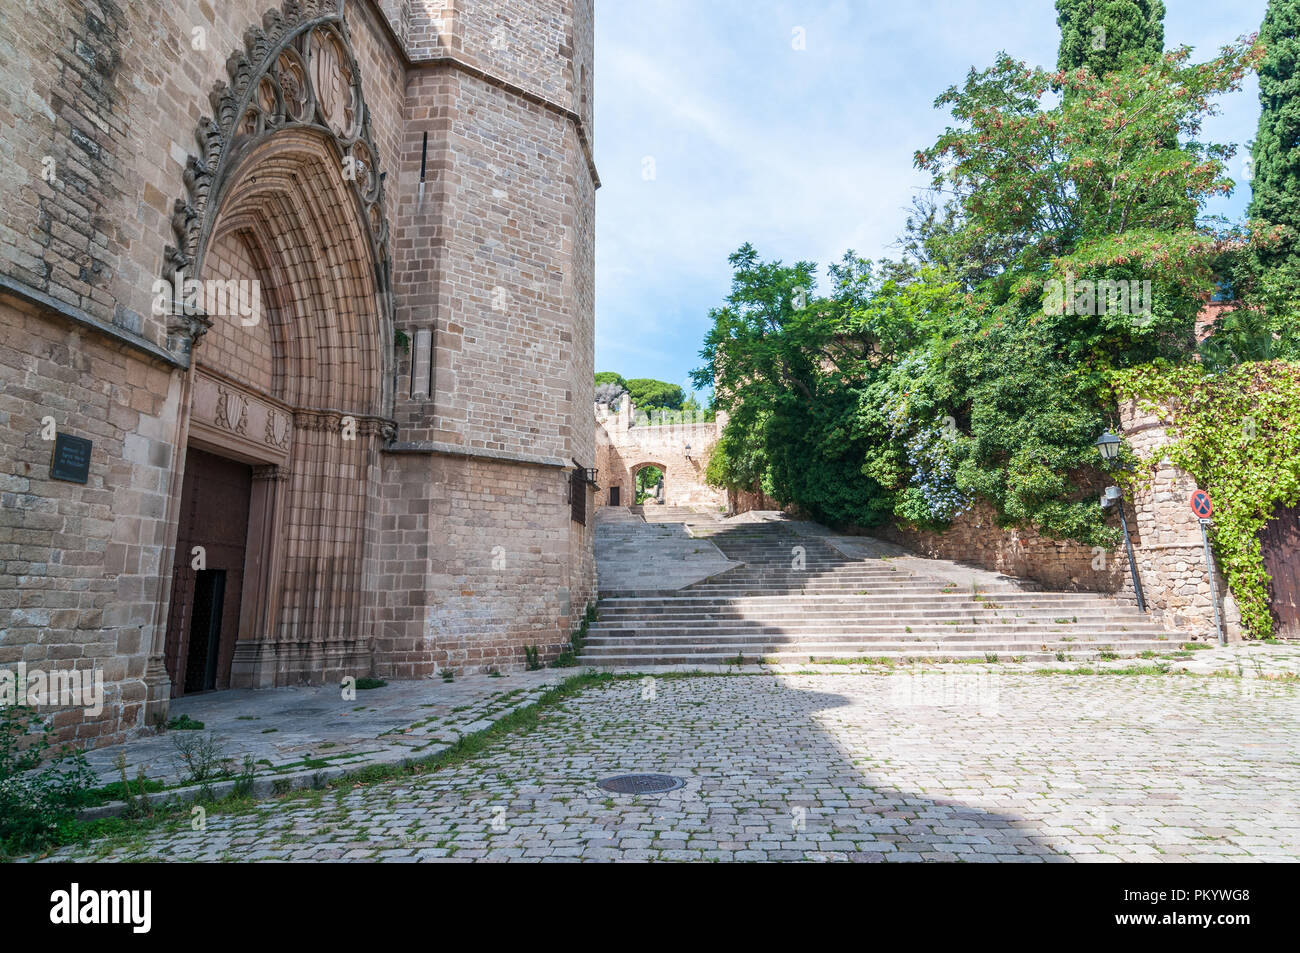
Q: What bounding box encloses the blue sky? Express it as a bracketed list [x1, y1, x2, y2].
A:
[592, 0, 1270, 395]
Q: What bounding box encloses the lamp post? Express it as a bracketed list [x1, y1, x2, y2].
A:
[1096, 431, 1147, 612]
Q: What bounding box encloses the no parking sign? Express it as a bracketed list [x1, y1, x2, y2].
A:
[1190, 489, 1224, 644]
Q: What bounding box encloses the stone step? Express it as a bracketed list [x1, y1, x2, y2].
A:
[590, 624, 1170, 639]
[593, 510, 1182, 669]
[600, 593, 1133, 606]
[577, 645, 1167, 665]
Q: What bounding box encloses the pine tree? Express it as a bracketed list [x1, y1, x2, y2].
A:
[1056, 0, 1165, 76]
[1249, 0, 1300, 268]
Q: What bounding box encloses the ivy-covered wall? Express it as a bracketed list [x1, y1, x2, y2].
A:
[1115, 360, 1300, 639]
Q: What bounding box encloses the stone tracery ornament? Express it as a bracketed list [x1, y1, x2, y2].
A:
[163, 0, 392, 350]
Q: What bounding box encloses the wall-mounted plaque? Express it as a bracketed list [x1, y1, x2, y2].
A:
[50, 433, 92, 484]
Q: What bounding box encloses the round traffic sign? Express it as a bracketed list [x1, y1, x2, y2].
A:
[1190, 489, 1213, 519]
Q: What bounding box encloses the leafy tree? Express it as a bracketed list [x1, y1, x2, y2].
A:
[594, 371, 628, 390]
[697, 40, 1262, 545]
[1056, 0, 1165, 76]
[1248, 0, 1300, 270]
[626, 378, 685, 412]
[916, 43, 1261, 370]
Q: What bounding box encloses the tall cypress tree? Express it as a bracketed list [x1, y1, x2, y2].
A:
[1056, 0, 1166, 75]
[1249, 0, 1300, 268]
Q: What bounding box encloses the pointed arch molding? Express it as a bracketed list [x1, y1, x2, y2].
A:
[164, 0, 392, 349]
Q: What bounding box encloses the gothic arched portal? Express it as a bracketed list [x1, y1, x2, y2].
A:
[160, 3, 395, 695]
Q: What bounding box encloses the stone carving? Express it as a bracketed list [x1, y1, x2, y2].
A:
[311, 27, 356, 137]
[265, 408, 292, 451]
[163, 1, 392, 348]
[215, 384, 250, 436]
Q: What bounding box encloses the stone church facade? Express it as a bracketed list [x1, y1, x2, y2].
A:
[0, 0, 597, 746]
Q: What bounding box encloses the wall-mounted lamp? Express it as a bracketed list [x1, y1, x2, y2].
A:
[1095, 431, 1146, 612]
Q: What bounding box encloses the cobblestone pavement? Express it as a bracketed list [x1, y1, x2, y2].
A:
[77, 670, 571, 788]
[38, 671, 1300, 862]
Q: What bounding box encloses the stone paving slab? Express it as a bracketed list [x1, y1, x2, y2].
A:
[596, 642, 1300, 679]
[595, 508, 739, 593]
[76, 670, 571, 790]
[32, 668, 1300, 862]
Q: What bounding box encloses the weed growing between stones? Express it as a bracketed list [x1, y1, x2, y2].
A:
[0, 705, 95, 855]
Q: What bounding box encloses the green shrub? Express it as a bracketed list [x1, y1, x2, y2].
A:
[0, 705, 95, 853]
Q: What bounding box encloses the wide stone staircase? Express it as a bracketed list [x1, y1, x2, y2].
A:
[579, 507, 1181, 666]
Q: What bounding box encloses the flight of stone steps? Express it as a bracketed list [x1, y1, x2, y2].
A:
[580, 507, 1181, 666]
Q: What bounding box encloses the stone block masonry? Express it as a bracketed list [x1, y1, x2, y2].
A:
[595, 400, 726, 510]
[0, 0, 597, 747]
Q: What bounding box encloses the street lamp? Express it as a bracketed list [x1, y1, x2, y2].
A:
[1095, 430, 1121, 463]
[1095, 431, 1147, 612]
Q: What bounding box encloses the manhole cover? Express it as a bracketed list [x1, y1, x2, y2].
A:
[596, 773, 684, 794]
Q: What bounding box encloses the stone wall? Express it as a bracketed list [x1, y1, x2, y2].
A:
[0, 294, 184, 746]
[872, 400, 1242, 639]
[595, 401, 726, 510]
[0, 0, 597, 747]
[1120, 398, 1242, 636]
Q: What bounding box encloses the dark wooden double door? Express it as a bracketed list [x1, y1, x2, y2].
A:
[1261, 503, 1300, 639]
[164, 447, 253, 696]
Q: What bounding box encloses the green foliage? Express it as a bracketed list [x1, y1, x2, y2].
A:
[697, 43, 1259, 548]
[170, 730, 232, 787]
[626, 378, 685, 412]
[594, 371, 627, 390]
[166, 713, 204, 730]
[1249, 0, 1300, 270]
[524, 645, 541, 671]
[354, 677, 387, 690]
[1055, 0, 1165, 76]
[635, 465, 663, 504]
[0, 706, 95, 853]
[1113, 361, 1300, 637]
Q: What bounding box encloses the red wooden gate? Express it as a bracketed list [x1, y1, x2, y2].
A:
[1260, 503, 1300, 639]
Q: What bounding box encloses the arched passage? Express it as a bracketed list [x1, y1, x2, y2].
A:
[631, 462, 668, 505]
[160, 10, 395, 694]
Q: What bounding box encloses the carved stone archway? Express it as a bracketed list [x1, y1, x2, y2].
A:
[163, 0, 392, 357]
[156, 1, 398, 696]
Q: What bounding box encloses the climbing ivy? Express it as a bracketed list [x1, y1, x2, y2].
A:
[1112, 360, 1300, 638]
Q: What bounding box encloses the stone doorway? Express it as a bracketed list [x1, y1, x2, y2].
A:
[164, 447, 254, 697]
[633, 463, 666, 505]
[1261, 503, 1300, 638]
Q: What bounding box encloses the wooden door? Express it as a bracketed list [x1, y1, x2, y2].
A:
[164, 447, 253, 696]
[1260, 504, 1300, 639]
